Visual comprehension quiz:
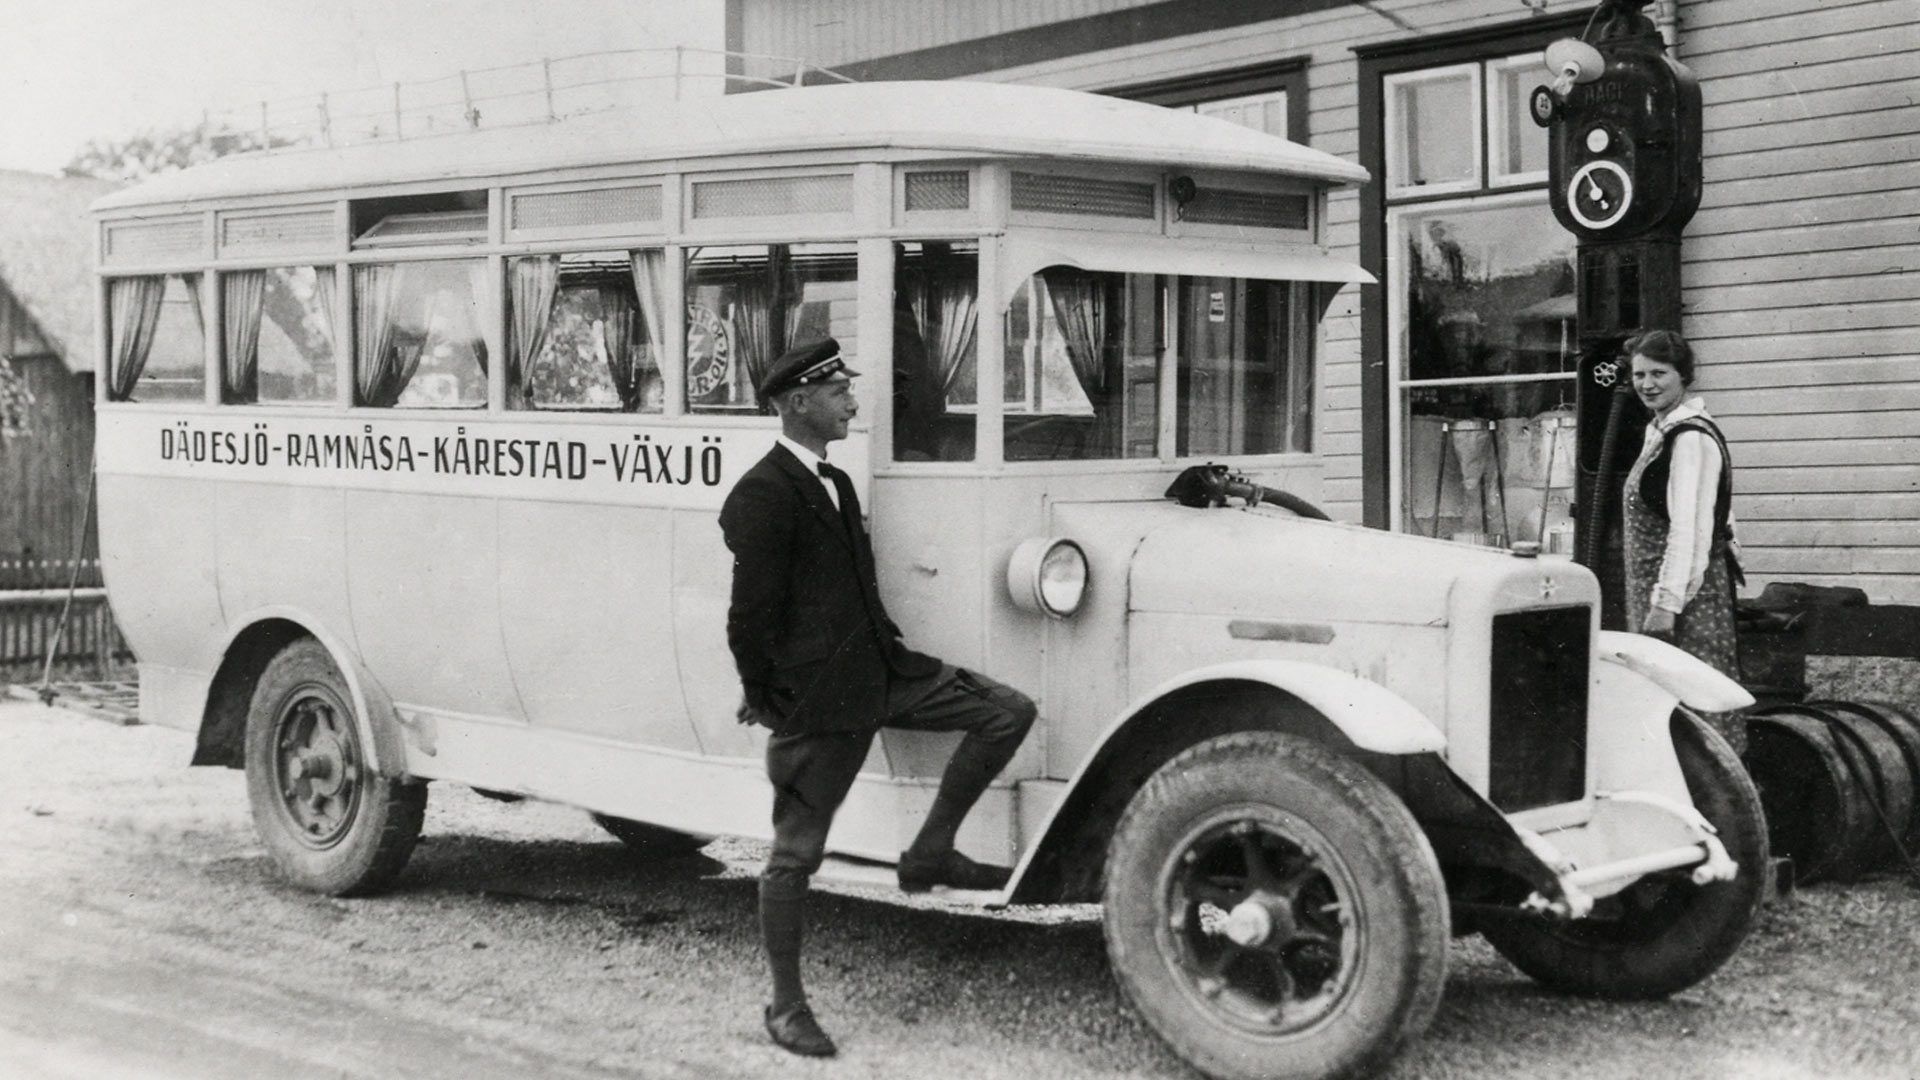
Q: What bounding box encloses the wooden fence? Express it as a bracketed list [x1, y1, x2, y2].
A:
[0, 588, 132, 682]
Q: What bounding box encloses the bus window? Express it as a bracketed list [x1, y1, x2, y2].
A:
[1176, 277, 1311, 456]
[684, 243, 856, 415]
[1003, 269, 1159, 462]
[507, 250, 666, 413]
[222, 266, 337, 405]
[892, 240, 978, 462]
[106, 273, 206, 403]
[352, 259, 487, 409]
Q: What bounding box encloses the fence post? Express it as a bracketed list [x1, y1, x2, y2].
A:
[393, 82, 404, 140]
[674, 46, 684, 101]
[460, 69, 479, 129]
[319, 92, 333, 147]
[543, 59, 556, 120]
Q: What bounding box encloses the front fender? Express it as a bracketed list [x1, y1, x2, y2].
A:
[1001, 660, 1444, 903]
[1597, 630, 1753, 713]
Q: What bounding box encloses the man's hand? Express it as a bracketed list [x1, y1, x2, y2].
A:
[737, 683, 779, 727]
[1643, 607, 1677, 639]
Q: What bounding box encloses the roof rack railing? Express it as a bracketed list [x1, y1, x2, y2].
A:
[197, 46, 857, 154]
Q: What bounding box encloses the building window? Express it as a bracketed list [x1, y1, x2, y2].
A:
[1380, 49, 1575, 548]
[1110, 58, 1309, 145]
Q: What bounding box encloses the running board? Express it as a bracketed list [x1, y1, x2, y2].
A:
[813, 854, 1010, 908]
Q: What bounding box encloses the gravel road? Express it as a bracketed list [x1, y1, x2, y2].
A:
[1, 698, 1916, 1080]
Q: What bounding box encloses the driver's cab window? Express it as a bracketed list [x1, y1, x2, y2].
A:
[892, 240, 980, 461]
[1003, 268, 1160, 462]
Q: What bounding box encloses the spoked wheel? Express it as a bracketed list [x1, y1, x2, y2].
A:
[1104, 732, 1449, 1080]
[1480, 708, 1767, 999]
[245, 639, 425, 896]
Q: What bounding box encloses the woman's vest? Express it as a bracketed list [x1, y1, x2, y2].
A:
[1637, 416, 1743, 582]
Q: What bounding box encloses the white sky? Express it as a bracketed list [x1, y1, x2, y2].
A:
[0, 0, 726, 174]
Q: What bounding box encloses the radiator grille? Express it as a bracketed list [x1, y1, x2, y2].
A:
[903, 171, 970, 212]
[511, 185, 662, 231]
[103, 218, 204, 264]
[218, 209, 337, 255]
[691, 175, 852, 218]
[1487, 606, 1590, 812]
[1183, 188, 1309, 231]
[1011, 172, 1155, 219]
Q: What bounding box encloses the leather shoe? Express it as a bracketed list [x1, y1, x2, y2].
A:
[764, 1003, 837, 1057]
[897, 848, 1012, 893]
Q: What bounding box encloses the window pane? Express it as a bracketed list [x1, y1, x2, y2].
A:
[685, 243, 856, 415]
[254, 267, 336, 405]
[1397, 200, 1576, 545]
[1003, 269, 1158, 462]
[508, 251, 665, 412]
[1177, 277, 1308, 456]
[117, 274, 205, 402]
[1389, 72, 1477, 190]
[893, 241, 979, 462]
[1196, 90, 1288, 138]
[352, 259, 487, 409]
[1494, 57, 1551, 178]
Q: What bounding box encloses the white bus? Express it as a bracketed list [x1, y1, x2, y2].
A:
[91, 80, 1765, 1080]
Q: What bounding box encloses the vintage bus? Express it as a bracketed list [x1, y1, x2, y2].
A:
[91, 80, 1765, 1080]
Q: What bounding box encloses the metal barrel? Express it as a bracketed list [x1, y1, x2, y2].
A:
[1813, 700, 1920, 856]
[1743, 707, 1873, 884]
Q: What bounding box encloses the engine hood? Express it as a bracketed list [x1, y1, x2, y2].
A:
[1118, 506, 1595, 626]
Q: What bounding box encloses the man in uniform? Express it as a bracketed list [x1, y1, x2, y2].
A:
[719, 338, 1036, 1058]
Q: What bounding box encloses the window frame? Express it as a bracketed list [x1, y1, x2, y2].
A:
[1106, 56, 1310, 146]
[1486, 52, 1554, 189]
[222, 264, 342, 407]
[1381, 63, 1486, 200]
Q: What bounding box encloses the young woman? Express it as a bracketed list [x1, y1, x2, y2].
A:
[1620, 329, 1745, 752]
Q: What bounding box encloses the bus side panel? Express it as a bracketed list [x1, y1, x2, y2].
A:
[669, 506, 761, 760]
[216, 481, 351, 648]
[497, 501, 698, 751]
[97, 473, 227, 724]
[344, 490, 521, 721]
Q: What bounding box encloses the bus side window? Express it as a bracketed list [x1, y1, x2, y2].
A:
[106, 273, 206, 403]
[221, 266, 338, 405]
[892, 240, 979, 462]
[506, 250, 666, 413]
[351, 260, 488, 409]
[684, 243, 856, 416]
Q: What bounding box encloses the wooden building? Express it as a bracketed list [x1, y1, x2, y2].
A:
[728, 0, 1920, 607]
[0, 169, 117, 586]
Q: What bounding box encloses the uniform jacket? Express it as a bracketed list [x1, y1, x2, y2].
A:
[719, 442, 940, 734]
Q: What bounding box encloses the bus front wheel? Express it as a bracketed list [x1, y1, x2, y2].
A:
[244, 639, 425, 896]
[1102, 732, 1449, 1080]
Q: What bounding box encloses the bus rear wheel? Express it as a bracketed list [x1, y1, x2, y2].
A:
[1103, 732, 1449, 1080]
[244, 639, 425, 896]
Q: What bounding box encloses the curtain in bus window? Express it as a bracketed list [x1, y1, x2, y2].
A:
[914, 268, 978, 399]
[1041, 268, 1111, 403]
[353, 264, 421, 407]
[598, 283, 642, 411]
[107, 276, 164, 400]
[730, 273, 774, 407]
[509, 255, 561, 406]
[628, 250, 668, 412]
[466, 262, 491, 376]
[221, 270, 267, 402]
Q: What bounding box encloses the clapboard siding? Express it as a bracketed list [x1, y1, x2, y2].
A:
[1683, 0, 1920, 601]
[740, 0, 1920, 596]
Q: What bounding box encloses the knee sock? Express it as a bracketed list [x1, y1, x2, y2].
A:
[909, 730, 1020, 858]
[759, 880, 807, 1013]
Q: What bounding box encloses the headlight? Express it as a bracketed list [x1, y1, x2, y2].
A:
[1008, 538, 1089, 618]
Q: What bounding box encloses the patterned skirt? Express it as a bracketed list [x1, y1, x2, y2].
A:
[1622, 483, 1746, 754]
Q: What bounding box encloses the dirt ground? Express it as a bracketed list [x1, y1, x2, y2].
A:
[2, 698, 1917, 1080]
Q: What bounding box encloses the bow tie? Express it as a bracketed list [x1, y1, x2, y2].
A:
[816, 461, 837, 479]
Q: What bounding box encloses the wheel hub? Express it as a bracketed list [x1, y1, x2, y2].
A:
[272, 689, 362, 849]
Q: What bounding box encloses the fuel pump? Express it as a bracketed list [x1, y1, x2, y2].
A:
[1532, 0, 1702, 628]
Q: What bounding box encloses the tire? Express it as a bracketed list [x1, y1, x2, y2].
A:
[1481, 708, 1767, 999]
[1102, 732, 1450, 1080]
[590, 814, 711, 856]
[244, 638, 425, 896]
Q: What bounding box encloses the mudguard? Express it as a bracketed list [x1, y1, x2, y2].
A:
[1597, 630, 1754, 713]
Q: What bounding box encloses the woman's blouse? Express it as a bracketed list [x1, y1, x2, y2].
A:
[1624, 396, 1739, 614]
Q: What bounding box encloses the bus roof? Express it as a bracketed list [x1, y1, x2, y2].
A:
[92, 81, 1368, 213]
